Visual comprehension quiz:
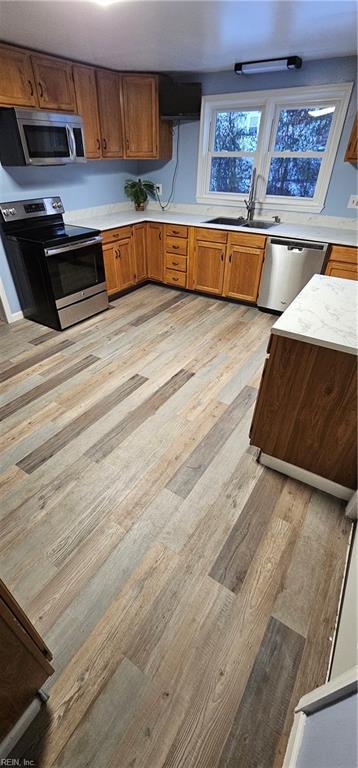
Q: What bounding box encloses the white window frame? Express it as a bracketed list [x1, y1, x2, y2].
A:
[196, 83, 353, 213]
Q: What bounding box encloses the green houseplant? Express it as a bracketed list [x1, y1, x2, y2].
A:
[124, 178, 157, 211]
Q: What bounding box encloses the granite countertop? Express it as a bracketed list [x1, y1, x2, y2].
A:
[271, 274, 358, 355]
[64, 208, 358, 248]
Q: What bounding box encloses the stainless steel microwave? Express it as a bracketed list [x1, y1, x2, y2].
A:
[0, 107, 86, 166]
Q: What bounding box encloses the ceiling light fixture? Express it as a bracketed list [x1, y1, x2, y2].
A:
[234, 57, 302, 75]
[308, 106, 336, 117]
[93, 0, 120, 7]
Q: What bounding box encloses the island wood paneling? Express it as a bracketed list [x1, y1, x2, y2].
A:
[250, 334, 357, 488]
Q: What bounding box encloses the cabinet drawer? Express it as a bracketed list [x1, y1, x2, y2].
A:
[164, 269, 187, 287]
[101, 226, 132, 244]
[165, 236, 187, 255]
[195, 227, 228, 244]
[165, 253, 187, 272]
[325, 260, 358, 281]
[329, 245, 358, 265]
[228, 231, 267, 249]
[165, 224, 188, 238]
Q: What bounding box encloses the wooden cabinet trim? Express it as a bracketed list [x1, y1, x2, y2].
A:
[195, 227, 228, 245]
[165, 253, 187, 272]
[344, 113, 358, 163]
[165, 224, 188, 239]
[164, 268, 187, 287]
[328, 245, 358, 265]
[165, 236, 188, 255]
[228, 231, 266, 249]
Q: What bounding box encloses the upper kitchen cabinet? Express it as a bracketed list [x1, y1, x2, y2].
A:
[96, 69, 124, 158]
[0, 44, 38, 107]
[344, 114, 357, 163]
[122, 74, 172, 160]
[31, 54, 76, 111]
[122, 75, 158, 158]
[73, 64, 101, 159]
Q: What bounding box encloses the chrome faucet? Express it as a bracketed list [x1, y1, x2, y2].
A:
[244, 167, 257, 222]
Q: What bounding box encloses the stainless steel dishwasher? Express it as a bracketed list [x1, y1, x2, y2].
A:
[258, 237, 328, 312]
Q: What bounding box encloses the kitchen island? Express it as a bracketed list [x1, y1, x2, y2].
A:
[250, 274, 357, 499]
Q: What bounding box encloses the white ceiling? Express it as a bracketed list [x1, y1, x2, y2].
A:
[0, 0, 356, 73]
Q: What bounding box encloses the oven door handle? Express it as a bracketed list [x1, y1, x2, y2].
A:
[44, 236, 102, 257]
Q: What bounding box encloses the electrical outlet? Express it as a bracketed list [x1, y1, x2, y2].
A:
[347, 194, 358, 209]
[155, 184, 163, 196]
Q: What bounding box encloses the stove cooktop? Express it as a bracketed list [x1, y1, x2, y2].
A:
[11, 223, 100, 248]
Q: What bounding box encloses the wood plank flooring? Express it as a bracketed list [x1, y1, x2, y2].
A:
[0, 285, 351, 768]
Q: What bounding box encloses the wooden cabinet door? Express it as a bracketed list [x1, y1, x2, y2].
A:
[0, 44, 38, 107]
[73, 64, 101, 159]
[96, 70, 124, 158]
[192, 240, 226, 295]
[31, 54, 76, 111]
[103, 242, 119, 295]
[146, 223, 163, 280]
[116, 236, 135, 290]
[132, 223, 147, 282]
[223, 244, 265, 302]
[344, 114, 357, 163]
[122, 75, 158, 158]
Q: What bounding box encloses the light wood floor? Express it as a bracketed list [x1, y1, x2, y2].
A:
[0, 285, 351, 768]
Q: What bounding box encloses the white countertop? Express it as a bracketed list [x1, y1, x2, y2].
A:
[271, 274, 358, 355]
[65, 208, 358, 248]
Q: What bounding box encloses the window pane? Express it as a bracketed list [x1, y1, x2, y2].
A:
[274, 107, 335, 151]
[267, 158, 321, 197]
[214, 111, 261, 151]
[210, 157, 253, 193]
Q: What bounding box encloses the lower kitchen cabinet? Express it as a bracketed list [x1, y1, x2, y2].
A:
[223, 233, 265, 302]
[102, 226, 136, 295]
[146, 222, 164, 281]
[115, 234, 135, 291]
[132, 223, 147, 282]
[189, 229, 227, 295]
[325, 245, 358, 281]
[0, 578, 53, 741]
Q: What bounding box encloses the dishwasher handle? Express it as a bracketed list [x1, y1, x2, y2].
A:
[269, 237, 327, 251]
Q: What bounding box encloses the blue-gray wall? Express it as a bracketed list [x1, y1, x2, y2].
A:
[139, 56, 358, 216]
[0, 160, 138, 313]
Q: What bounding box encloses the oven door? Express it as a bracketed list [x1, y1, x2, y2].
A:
[44, 236, 106, 307]
[16, 111, 86, 165]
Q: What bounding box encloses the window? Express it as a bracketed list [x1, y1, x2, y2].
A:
[196, 84, 352, 212]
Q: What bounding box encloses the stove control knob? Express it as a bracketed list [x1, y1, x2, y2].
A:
[2, 208, 9, 216]
[9, 208, 16, 215]
[52, 201, 57, 209]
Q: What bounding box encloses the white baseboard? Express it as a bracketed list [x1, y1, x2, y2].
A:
[259, 452, 354, 501]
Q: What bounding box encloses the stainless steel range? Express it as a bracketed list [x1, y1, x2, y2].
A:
[0, 197, 108, 330]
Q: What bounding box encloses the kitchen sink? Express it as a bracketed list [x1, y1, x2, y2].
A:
[205, 217, 277, 229]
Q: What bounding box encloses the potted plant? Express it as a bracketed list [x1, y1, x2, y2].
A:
[124, 178, 157, 211]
